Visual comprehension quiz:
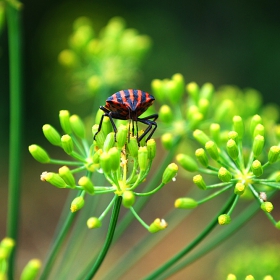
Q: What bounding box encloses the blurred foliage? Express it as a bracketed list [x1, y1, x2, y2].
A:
[58, 16, 152, 103]
[215, 242, 280, 279]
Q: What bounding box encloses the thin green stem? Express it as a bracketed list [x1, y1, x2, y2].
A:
[198, 184, 233, 204]
[6, 4, 22, 280]
[83, 195, 122, 279]
[159, 197, 262, 279]
[144, 193, 236, 280]
[226, 194, 239, 216]
[129, 206, 149, 229]
[40, 210, 77, 280]
[135, 182, 165, 196]
[49, 159, 84, 166]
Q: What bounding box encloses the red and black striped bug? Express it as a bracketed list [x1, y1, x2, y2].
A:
[94, 89, 158, 144]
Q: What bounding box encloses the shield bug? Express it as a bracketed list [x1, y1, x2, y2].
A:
[94, 89, 158, 144]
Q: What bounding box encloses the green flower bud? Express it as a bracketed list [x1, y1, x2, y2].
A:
[92, 124, 105, 148]
[58, 49, 78, 67]
[210, 123, 220, 144]
[127, 136, 138, 157]
[78, 176, 94, 195]
[250, 114, 262, 136]
[70, 196, 85, 212]
[138, 146, 148, 171]
[151, 79, 164, 103]
[195, 148, 208, 167]
[28, 145, 50, 163]
[171, 73, 185, 102]
[42, 172, 67, 188]
[0, 237, 15, 257]
[227, 139, 239, 160]
[275, 220, 280, 229]
[20, 259, 41, 280]
[189, 112, 203, 130]
[176, 154, 198, 172]
[70, 114, 85, 138]
[218, 167, 232, 182]
[116, 124, 128, 149]
[103, 132, 115, 152]
[61, 134, 74, 155]
[161, 133, 173, 150]
[147, 139, 156, 160]
[226, 274, 237, 280]
[252, 134, 264, 157]
[234, 182, 245, 195]
[186, 82, 199, 103]
[42, 124, 61, 146]
[200, 83, 214, 101]
[165, 80, 177, 105]
[251, 160, 263, 177]
[187, 106, 199, 122]
[162, 163, 178, 184]
[218, 214, 231, 225]
[193, 174, 207, 190]
[59, 110, 72, 134]
[268, 146, 280, 163]
[253, 123, 265, 138]
[108, 147, 120, 171]
[70, 25, 93, 49]
[148, 218, 167, 233]
[193, 129, 211, 146]
[245, 275, 255, 280]
[101, 116, 113, 136]
[159, 105, 173, 123]
[122, 190, 135, 208]
[198, 98, 209, 116]
[228, 131, 238, 143]
[87, 217, 102, 229]
[233, 115, 244, 140]
[58, 166, 76, 188]
[100, 152, 111, 174]
[205, 141, 220, 161]
[263, 276, 273, 280]
[174, 197, 198, 209]
[261, 201, 273, 213]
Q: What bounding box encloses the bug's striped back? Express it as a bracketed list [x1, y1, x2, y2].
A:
[105, 89, 155, 119]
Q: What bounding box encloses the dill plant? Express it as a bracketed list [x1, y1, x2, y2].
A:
[2, 7, 280, 280]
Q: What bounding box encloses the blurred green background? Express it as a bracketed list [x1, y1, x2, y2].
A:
[1, 1, 280, 279]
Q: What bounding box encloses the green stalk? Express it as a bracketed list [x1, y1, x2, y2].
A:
[40, 211, 77, 280]
[159, 199, 262, 279]
[144, 193, 236, 280]
[83, 195, 122, 280]
[6, 4, 22, 279]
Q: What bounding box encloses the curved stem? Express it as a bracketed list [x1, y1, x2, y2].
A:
[160, 198, 261, 279]
[6, 4, 22, 280]
[144, 193, 236, 280]
[83, 195, 122, 280]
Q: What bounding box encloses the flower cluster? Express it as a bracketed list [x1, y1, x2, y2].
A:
[217, 242, 280, 280]
[29, 110, 178, 233]
[151, 74, 264, 151]
[0, 237, 41, 280]
[175, 114, 280, 228]
[58, 16, 152, 99]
